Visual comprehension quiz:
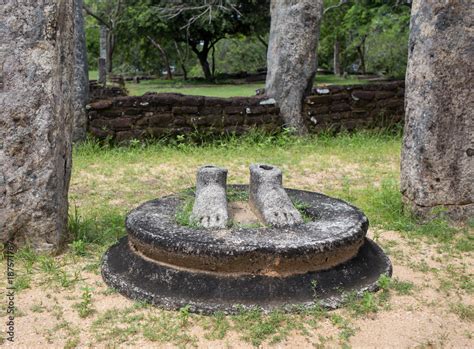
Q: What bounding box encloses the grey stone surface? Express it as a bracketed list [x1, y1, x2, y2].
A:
[249, 164, 303, 227]
[102, 237, 391, 314]
[72, 0, 89, 143]
[191, 165, 229, 228]
[103, 185, 389, 313]
[126, 186, 368, 275]
[0, 0, 75, 251]
[401, 1, 473, 221]
[265, 0, 324, 134]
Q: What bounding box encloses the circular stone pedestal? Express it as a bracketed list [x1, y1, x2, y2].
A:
[102, 186, 392, 313]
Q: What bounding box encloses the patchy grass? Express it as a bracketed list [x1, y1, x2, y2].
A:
[74, 287, 95, 318]
[70, 129, 470, 253]
[3, 129, 473, 348]
[450, 303, 474, 322]
[232, 308, 296, 346]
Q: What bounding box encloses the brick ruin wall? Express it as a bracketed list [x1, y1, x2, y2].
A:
[86, 81, 405, 142]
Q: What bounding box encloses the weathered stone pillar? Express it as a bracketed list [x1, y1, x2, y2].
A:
[73, 0, 90, 142]
[0, 0, 75, 251]
[401, 1, 473, 221]
[265, 0, 324, 135]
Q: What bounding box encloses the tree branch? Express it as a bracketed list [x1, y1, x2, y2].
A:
[256, 35, 268, 49]
[146, 36, 166, 56]
[83, 4, 110, 28]
[209, 37, 224, 50]
[324, 0, 349, 14]
[156, 0, 241, 31]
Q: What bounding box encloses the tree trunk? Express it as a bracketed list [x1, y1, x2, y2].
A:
[107, 31, 115, 73]
[257, 35, 268, 50]
[148, 36, 172, 80]
[181, 64, 188, 80]
[356, 38, 366, 74]
[99, 25, 107, 84]
[265, 0, 324, 135]
[73, 0, 90, 143]
[190, 40, 213, 81]
[401, 1, 473, 221]
[333, 39, 342, 76]
[211, 45, 216, 78]
[0, 0, 75, 251]
[197, 51, 212, 81]
[174, 41, 188, 80]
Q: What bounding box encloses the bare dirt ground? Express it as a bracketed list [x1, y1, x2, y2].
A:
[2, 228, 472, 349]
[2, 136, 472, 348]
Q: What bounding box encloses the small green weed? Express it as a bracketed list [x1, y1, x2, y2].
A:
[344, 291, 380, 317]
[30, 303, 46, 313]
[450, 303, 474, 322]
[68, 206, 126, 246]
[330, 314, 356, 346]
[175, 197, 196, 227]
[227, 187, 249, 202]
[74, 287, 94, 318]
[377, 274, 414, 295]
[69, 240, 88, 256]
[13, 274, 31, 292]
[292, 199, 313, 223]
[232, 308, 293, 346]
[64, 337, 80, 349]
[38, 255, 59, 274]
[203, 311, 231, 340]
[56, 270, 80, 288]
[142, 311, 196, 347]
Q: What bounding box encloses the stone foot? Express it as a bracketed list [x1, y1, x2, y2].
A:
[191, 165, 229, 228]
[249, 164, 303, 227]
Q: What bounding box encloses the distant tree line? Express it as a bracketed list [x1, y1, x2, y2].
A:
[84, 0, 410, 80]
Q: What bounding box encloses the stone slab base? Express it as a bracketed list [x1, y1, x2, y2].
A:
[101, 237, 392, 314]
[126, 186, 369, 275]
[403, 195, 474, 223]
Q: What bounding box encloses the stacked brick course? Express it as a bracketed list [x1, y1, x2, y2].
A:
[87, 81, 404, 142]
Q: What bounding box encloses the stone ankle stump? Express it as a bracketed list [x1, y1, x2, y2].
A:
[0, 0, 75, 251]
[102, 167, 391, 313]
[401, 1, 473, 221]
[249, 164, 303, 227]
[191, 165, 229, 229]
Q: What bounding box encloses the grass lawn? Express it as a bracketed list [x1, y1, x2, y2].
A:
[3, 131, 473, 348]
[89, 70, 98, 80]
[127, 80, 265, 98]
[88, 71, 368, 97]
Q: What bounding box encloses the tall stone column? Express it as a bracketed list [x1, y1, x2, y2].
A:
[73, 0, 90, 142]
[401, 1, 473, 221]
[265, 0, 324, 135]
[0, 0, 75, 251]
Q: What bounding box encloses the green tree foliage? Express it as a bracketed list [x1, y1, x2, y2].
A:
[85, 0, 269, 80]
[213, 36, 267, 75]
[319, 0, 410, 78]
[114, 1, 178, 76]
[84, 0, 410, 80]
[85, 16, 100, 69]
[156, 0, 270, 80]
[83, 0, 128, 72]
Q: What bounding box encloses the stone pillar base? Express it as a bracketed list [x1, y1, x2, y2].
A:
[403, 196, 474, 223]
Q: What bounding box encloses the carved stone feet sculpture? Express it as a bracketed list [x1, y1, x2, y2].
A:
[249, 164, 303, 227]
[191, 165, 229, 228]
